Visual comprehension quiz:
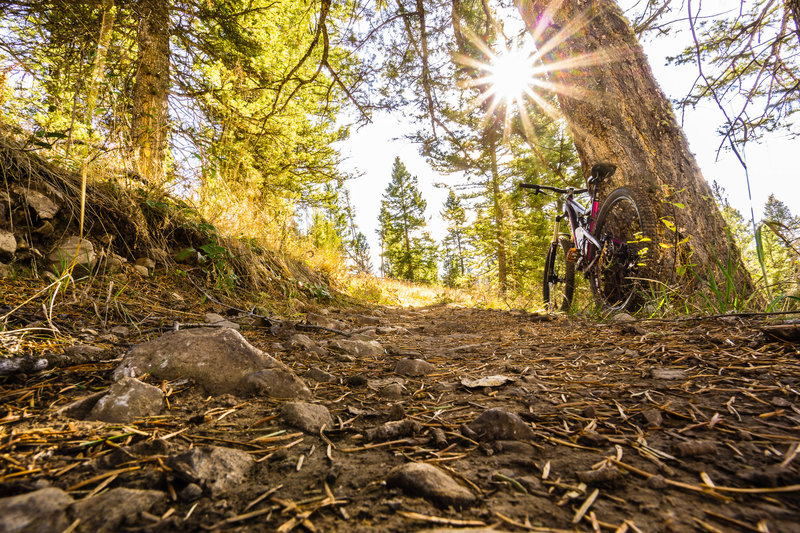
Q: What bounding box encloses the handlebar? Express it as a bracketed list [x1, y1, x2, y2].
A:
[519, 183, 588, 195]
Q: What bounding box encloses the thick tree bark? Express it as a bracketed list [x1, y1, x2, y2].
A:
[516, 0, 753, 292]
[132, 0, 170, 183]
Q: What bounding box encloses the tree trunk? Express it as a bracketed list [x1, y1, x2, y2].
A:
[132, 0, 170, 184]
[86, 0, 116, 123]
[488, 129, 508, 293]
[516, 0, 753, 293]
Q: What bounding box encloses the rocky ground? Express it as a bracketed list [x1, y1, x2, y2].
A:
[2, 277, 800, 532]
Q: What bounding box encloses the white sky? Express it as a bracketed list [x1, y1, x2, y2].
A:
[336, 5, 800, 271]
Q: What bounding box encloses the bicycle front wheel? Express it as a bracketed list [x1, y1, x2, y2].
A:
[589, 187, 658, 312]
[543, 236, 575, 312]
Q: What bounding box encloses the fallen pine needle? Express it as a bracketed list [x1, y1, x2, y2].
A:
[396, 510, 486, 527]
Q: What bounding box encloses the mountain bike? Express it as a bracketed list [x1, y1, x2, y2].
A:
[520, 162, 658, 312]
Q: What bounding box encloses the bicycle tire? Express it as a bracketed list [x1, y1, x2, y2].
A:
[543, 236, 576, 312]
[589, 187, 658, 312]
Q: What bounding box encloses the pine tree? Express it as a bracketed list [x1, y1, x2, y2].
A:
[378, 157, 438, 283]
[441, 189, 468, 287]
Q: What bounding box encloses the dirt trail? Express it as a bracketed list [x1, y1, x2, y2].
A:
[2, 301, 800, 532]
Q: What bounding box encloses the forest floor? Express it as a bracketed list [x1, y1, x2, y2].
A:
[2, 274, 800, 533]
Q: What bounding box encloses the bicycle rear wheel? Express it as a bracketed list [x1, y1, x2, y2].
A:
[589, 187, 658, 312]
[543, 236, 575, 312]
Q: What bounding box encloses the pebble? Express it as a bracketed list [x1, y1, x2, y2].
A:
[386, 462, 476, 507]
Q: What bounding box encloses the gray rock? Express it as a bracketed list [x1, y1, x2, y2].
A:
[287, 334, 318, 351]
[353, 314, 381, 325]
[329, 339, 384, 357]
[113, 328, 307, 397]
[47, 236, 95, 274]
[20, 188, 59, 220]
[110, 325, 131, 338]
[466, 408, 536, 442]
[650, 368, 687, 380]
[395, 358, 434, 377]
[180, 483, 203, 501]
[132, 264, 149, 277]
[108, 254, 127, 273]
[378, 382, 404, 399]
[168, 446, 254, 496]
[0, 229, 16, 261]
[386, 462, 476, 507]
[135, 257, 156, 269]
[0, 487, 72, 533]
[306, 366, 337, 383]
[305, 312, 346, 330]
[56, 391, 106, 420]
[281, 402, 333, 433]
[376, 326, 409, 335]
[63, 344, 105, 357]
[241, 368, 312, 399]
[71, 488, 165, 533]
[204, 312, 240, 330]
[611, 312, 635, 323]
[87, 377, 164, 423]
[0, 262, 12, 278]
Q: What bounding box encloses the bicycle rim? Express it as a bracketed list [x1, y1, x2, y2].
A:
[590, 189, 655, 311]
[543, 238, 575, 311]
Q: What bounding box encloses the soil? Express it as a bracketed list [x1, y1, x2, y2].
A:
[2, 276, 800, 532]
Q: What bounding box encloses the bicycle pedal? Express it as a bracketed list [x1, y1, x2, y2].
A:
[566, 248, 579, 262]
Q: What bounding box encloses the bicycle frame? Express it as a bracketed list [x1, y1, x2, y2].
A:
[556, 189, 601, 273]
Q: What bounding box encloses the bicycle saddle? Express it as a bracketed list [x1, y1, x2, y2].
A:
[589, 162, 617, 184]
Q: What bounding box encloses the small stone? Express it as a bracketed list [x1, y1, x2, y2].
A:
[0, 487, 72, 533]
[135, 257, 156, 269]
[329, 339, 384, 357]
[204, 312, 240, 330]
[132, 264, 149, 276]
[583, 405, 597, 418]
[108, 254, 127, 273]
[378, 382, 404, 399]
[180, 483, 203, 501]
[47, 236, 95, 274]
[63, 344, 105, 357]
[395, 358, 434, 377]
[641, 408, 663, 427]
[168, 446, 254, 496]
[87, 377, 164, 423]
[71, 488, 165, 533]
[0, 229, 16, 261]
[288, 334, 318, 351]
[386, 462, 476, 507]
[306, 366, 337, 383]
[647, 475, 668, 489]
[21, 188, 60, 220]
[281, 402, 333, 433]
[0, 262, 12, 278]
[466, 408, 536, 442]
[346, 375, 367, 387]
[610, 312, 635, 323]
[305, 312, 346, 330]
[650, 368, 687, 380]
[242, 368, 312, 399]
[110, 325, 131, 338]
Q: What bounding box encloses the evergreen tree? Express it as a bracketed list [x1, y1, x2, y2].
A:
[378, 157, 438, 283]
[441, 189, 468, 286]
[351, 232, 373, 275]
[761, 195, 800, 297]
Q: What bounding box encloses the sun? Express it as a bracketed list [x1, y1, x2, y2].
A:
[485, 46, 537, 106]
